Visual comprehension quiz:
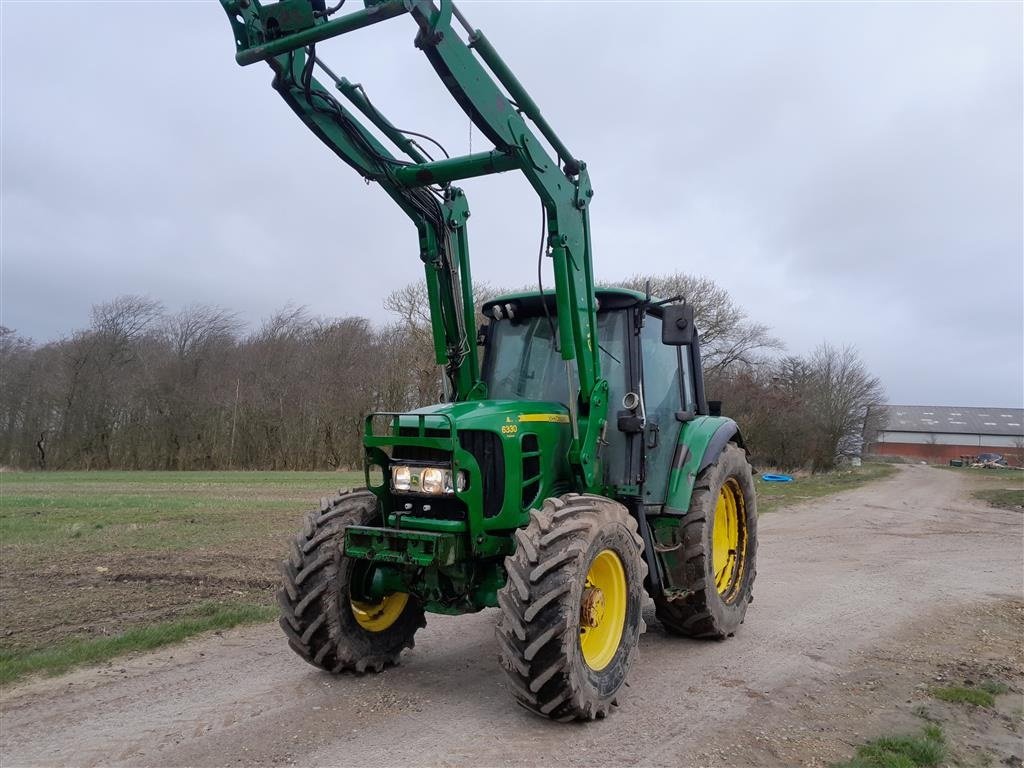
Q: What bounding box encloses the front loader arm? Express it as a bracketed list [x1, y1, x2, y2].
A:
[221, 0, 607, 489]
[252, 44, 481, 401]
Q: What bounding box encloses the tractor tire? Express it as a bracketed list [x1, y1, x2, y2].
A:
[495, 494, 647, 721]
[278, 488, 425, 673]
[654, 442, 757, 639]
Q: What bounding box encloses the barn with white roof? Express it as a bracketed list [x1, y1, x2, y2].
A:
[868, 405, 1024, 466]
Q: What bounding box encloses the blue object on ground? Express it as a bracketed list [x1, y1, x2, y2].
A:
[761, 473, 794, 483]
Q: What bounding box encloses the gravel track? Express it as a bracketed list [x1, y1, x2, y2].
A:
[2, 465, 1021, 767]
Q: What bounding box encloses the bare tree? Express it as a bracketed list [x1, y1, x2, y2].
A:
[611, 273, 782, 375]
[164, 305, 240, 361]
[383, 283, 434, 333]
[383, 281, 500, 405]
[0, 327, 38, 466]
[151, 305, 241, 469]
[90, 295, 164, 362]
[803, 343, 886, 470]
[0, 285, 887, 474]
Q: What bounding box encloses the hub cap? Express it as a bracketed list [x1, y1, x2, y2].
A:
[712, 478, 745, 601]
[351, 592, 409, 632]
[579, 549, 627, 671]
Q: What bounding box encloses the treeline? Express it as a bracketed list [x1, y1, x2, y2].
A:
[0, 274, 883, 472]
[0, 299, 432, 471]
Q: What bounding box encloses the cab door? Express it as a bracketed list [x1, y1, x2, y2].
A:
[638, 313, 696, 505]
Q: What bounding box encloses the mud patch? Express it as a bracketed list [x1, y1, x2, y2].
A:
[0, 553, 282, 652]
[0, 472, 352, 656]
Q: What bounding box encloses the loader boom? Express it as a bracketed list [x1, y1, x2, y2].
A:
[221, 0, 607, 489]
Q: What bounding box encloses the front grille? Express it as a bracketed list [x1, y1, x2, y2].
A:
[392, 427, 450, 463]
[384, 427, 505, 520]
[521, 433, 541, 509]
[460, 430, 505, 518]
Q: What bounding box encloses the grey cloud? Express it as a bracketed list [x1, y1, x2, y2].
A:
[2, 0, 1020, 407]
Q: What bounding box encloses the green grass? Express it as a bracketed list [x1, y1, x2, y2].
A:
[0, 601, 275, 686]
[755, 462, 897, 514]
[979, 680, 1010, 695]
[972, 488, 1024, 510]
[0, 470, 361, 487]
[0, 470, 363, 555]
[931, 681, 1008, 708]
[0, 470, 362, 678]
[938, 463, 1024, 510]
[939, 465, 1024, 481]
[834, 725, 945, 768]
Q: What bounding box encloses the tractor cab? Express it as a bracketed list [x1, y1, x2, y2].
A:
[481, 288, 706, 506]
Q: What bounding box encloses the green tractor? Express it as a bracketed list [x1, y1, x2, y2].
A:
[221, 0, 757, 720]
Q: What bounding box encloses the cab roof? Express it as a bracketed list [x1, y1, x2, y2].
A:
[482, 288, 652, 319]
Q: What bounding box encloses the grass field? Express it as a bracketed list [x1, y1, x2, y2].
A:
[938, 465, 1024, 511]
[1, 463, 896, 685]
[0, 470, 361, 685]
[972, 488, 1024, 510]
[754, 462, 897, 514]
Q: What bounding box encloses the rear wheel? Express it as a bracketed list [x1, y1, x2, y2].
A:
[654, 443, 757, 639]
[278, 489, 425, 673]
[495, 494, 647, 721]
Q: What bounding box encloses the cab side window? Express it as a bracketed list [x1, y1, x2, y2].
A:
[597, 311, 630, 486]
[640, 315, 690, 504]
[640, 317, 684, 420]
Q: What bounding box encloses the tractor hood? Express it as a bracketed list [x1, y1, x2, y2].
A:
[362, 399, 574, 540]
[407, 399, 570, 431]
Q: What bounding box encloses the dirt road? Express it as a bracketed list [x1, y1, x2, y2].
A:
[2, 465, 1022, 767]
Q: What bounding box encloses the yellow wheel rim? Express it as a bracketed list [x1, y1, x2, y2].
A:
[351, 592, 409, 633]
[712, 478, 746, 601]
[579, 549, 627, 671]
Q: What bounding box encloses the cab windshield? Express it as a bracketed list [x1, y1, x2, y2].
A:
[483, 312, 628, 404]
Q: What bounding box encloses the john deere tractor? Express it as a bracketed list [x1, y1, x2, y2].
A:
[220, 0, 757, 720]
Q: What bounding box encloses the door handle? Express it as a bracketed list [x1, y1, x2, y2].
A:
[646, 422, 660, 450]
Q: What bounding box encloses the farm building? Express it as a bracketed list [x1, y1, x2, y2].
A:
[868, 405, 1024, 466]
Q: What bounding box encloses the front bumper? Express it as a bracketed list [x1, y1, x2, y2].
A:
[343, 525, 464, 567]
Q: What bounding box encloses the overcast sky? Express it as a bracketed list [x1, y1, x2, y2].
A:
[2, 1, 1022, 407]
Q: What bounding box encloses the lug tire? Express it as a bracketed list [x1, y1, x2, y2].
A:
[495, 494, 647, 721]
[278, 488, 425, 673]
[654, 443, 757, 639]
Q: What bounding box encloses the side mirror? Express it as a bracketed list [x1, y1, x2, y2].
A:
[661, 304, 696, 346]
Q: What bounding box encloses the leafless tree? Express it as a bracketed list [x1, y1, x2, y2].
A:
[383, 280, 499, 405]
[803, 343, 886, 470]
[0, 284, 885, 474]
[164, 304, 240, 361]
[611, 273, 783, 375]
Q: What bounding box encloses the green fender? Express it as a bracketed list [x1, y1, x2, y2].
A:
[661, 416, 745, 515]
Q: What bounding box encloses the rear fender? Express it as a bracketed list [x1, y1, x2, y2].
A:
[661, 416, 745, 515]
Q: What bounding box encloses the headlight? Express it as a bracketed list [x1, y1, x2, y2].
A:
[390, 465, 466, 495]
[366, 463, 385, 489]
[393, 465, 412, 491]
[420, 467, 445, 494]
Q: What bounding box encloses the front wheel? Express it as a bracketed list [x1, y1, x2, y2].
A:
[278, 489, 425, 673]
[654, 443, 757, 639]
[495, 494, 647, 721]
